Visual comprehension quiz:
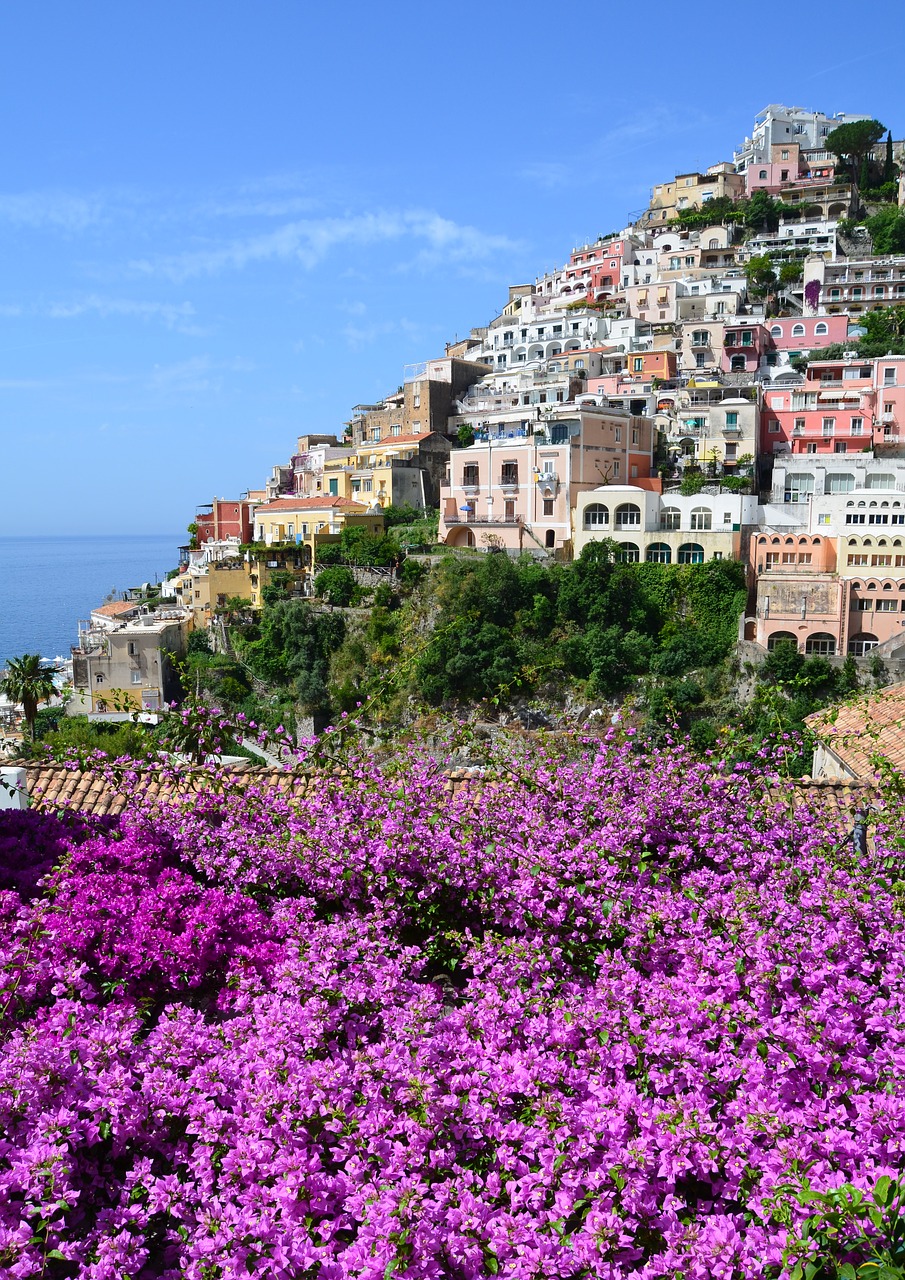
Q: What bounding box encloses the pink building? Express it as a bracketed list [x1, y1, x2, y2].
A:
[721, 321, 773, 374]
[751, 530, 905, 656]
[766, 315, 848, 354]
[438, 406, 656, 554]
[761, 357, 905, 456]
[744, 142, 836, 195]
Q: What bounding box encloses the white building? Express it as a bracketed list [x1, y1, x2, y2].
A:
[573, 486, 760, 562]
[733, 105, 872, 171]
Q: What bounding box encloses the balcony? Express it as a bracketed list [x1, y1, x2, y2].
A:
[881, 411, 896, 424]
[499, 472, 520, 492]
[445, 514, 522, 527]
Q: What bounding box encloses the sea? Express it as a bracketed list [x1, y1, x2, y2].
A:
[0, 535, 180, 670]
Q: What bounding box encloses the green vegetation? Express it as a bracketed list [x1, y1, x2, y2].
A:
[314, 565, 358, 606]
[316, 525, 399, 567]
[826, 118, 886, 190]
[0, 654, 57, 740]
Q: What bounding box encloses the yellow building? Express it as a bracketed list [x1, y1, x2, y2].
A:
[252, 496, 385, 564]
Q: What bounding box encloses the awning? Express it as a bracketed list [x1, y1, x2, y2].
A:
[818, 389, 846, 399]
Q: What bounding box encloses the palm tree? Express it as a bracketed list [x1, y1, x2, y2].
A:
[0, 654, 57, 741]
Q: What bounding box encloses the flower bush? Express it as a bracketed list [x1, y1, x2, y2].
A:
[1, 735, 904, 1278]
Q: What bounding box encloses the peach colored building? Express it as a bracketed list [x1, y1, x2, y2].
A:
[438, 405, 655, 555]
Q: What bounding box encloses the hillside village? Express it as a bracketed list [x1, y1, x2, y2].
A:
[56, 104, 905, 742]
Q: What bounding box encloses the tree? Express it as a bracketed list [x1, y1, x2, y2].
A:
[314, 566, 357, 607]
[884, 129, 895, 185]
[826, 119, 885, 195]
[1, 654, 57, 741]
[745, 189, 781, 233]
[745, 253, 778, 296]
[456, 423, 475, 449]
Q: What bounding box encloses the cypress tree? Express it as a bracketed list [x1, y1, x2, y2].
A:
[884, 130, 895, 185]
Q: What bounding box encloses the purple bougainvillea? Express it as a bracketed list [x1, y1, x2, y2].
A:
[804, 279, 821, 312]
[1, 737, 903, 1278]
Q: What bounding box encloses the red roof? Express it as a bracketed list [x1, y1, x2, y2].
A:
[91, 601, 139, 617]
[254, 496, 369, 513]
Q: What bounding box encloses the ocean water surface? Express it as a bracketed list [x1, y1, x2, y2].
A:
[0, 535, 180, 668]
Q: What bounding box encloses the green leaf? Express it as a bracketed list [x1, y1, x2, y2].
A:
[384, 1261, 399, 1280]
[875, 1175, 893, 1205]
[867, 1206, 884, 1230]
[839, 1265, 857, 1280]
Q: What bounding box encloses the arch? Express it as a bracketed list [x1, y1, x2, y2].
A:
[646, 542, 672, 563]
[867, 581, 878, 590]
[660, 507, 681, 531]
[545, 529, 556, 549]
[848, 633, 879, 656]
[446, 526, 476, 548]
[771, 537, 780, 545]
[614, 502, 641, 529]
[805, 633, 836, 655]
[767, 631, 798, 651]
[814, 322, 828, 336]
[812, 537, 821, 544]
[616, 542, 640, 563]
[791, 323, 806, 337]
[691, 507, 713, 531]
[678, 542, 705, 564]
[785, 536, 795, 545]
[883, 582, 894, 590]
[850, 581, 862, 589]
[758, 535, 767, 544]
[583, 503, 610, 528]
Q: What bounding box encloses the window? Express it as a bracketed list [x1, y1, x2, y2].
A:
[759, 169, 768, 180]
[855, 598, 873, 610]
[616, 542, 639, 563]
[884, 367, 896, 386]
[462, 464, 479, 487]
[725, 411, 738, 427]
[785, 474, 814, 502]
[866, 473, 896, 490]
[876, 599, 898, 612]
[822, 418, 835, 437]
[806, 443, 818, 454]
[827, 473, 854, 494]
[690, 507, 712, 531]
[851, 417, 863, 435]
[678, 543, 705, 564]
[584, 503, 610, 528]
[131, 670, 142, 685]
[632, 357, 644, 373]
[371, 428, 381, 441]
[95, 673, 105, 684]
[543, 498, 554, 516]
[793, 417, 806, 434]
[500, 462, 518, 486]
[614, 427, 622, 442]
[818, 514, 831, 526]
[846, 513, 866, 524]
[848, 553, 869, 565]
[805, 634, 836, 655]
[615, 503, 641, 529]
[767, 632, 798, 651]
[869, 514, 890, 525]
[792, 324, 805, 337]
[659, 507, 681, 531]
[127, 642, 137, 656]
[328, 479, 339, 496]
[848, 634, 879, 655]
[646, 543, 672, 563]
[814, 323, 828, 336]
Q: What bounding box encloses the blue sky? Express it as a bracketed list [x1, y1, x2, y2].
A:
[1, 1, 902, 536]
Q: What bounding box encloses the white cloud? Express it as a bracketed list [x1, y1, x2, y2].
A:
[130, 209, 523, 281]
[45, 295, 200, 331]
[148, 355, 256, 395]
[0, 191, 107, 231]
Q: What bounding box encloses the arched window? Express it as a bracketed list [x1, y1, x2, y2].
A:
[848, 633, 879, 656]
[867, 581, 878, 590]
[646, 543, 672, 563]
[660, 507, 681, 531]
[771, 325, 782, 336]
[731, 355, 746, 371]
[785, 537, 795, 545]
[678, 543, 705, 564]
[709, 238, 719, 249]
[791, 324, 805, 337]
[584, 503, 610, 528]
[759, 169, 768, 180]
[617, 542, 640, 563]
[691, 507, 712, 531]
[883, 582, 894, 590]
[768, 632, 798, 651]
[827, 473, 855, 494]
[866, 473, 896, 490]
[815, 322, 828, 336]
[805, 633, 836, 655]
[614, 503, 641, 529]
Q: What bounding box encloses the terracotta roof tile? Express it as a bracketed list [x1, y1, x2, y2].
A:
[91, 601, 139, 617]
[805, 685, 905, 780]
[254, 496, 369, 512]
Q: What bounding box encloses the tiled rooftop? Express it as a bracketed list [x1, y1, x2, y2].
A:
[805, 685, 905, 780]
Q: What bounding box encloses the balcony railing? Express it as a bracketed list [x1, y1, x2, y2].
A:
[445, 514, 522, 527]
